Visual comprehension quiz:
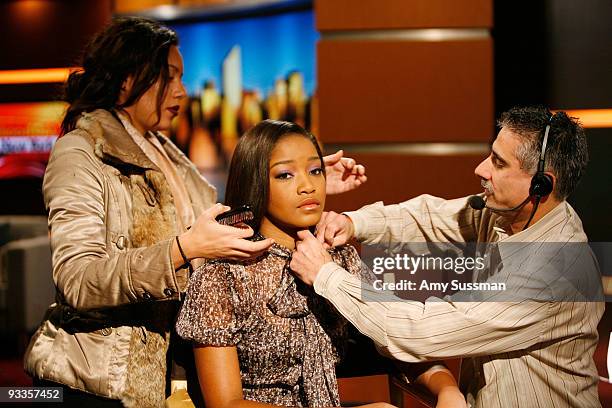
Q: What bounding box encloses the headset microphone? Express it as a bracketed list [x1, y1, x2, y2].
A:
[467, 195, 486, 210]
[468, 195, 530, 212]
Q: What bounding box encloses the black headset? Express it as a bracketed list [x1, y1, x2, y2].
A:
[528, 115, 554, 198]
[521, 114, 555, 230]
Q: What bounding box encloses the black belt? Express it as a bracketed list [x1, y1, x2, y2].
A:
[46, 300, 180, 333]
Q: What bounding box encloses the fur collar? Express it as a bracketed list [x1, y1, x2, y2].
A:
[76, 109, 187, 172]
[74, 109, 211, 190]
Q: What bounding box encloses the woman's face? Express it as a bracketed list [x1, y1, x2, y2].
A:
[264, 134, 326, 231]
[122, 45, 186, 134]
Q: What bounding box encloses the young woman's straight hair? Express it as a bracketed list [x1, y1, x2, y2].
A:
[225, 119, 325, 230]
[61, 17, 178, 135]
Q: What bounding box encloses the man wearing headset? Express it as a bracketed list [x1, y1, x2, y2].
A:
[290, 106, 605, 408]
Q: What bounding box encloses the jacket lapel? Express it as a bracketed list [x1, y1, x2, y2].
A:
[77, 109, 157, 170]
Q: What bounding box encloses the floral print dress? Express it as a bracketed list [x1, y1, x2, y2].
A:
[176, 242, 369, 407]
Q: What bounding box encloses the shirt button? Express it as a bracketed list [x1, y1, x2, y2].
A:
[116, 236, 126, 250]
[142, 291, 152, 300]
[163, 288, 175, 297]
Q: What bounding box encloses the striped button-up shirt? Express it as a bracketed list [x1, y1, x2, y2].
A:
[314, 194, 604, 408]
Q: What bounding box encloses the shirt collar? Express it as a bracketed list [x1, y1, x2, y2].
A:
[496, 201, 568, 242]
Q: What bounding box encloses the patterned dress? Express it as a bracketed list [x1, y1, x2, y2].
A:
[176, 242, 369, 407]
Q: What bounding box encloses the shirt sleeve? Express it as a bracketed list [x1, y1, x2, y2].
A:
[332, 244, 376, 284]
[176, 262, 250, 346]
[344, 195, 487, 249]
[313, 264, 555, 363]
[330, 246, 450, 378]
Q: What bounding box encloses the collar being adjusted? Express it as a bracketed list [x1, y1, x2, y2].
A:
[259, 234, 309, 318]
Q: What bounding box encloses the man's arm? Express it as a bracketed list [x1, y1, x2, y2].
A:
[347, 195, 482, 246]
[313, 262, 552, 362]
[316, 195, 485, 250]
[292, 231, 553, 362]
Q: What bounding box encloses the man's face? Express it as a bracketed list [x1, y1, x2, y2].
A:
[474, 127, 533, 210]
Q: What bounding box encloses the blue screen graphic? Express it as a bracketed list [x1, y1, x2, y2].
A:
[171, 10, 318, 97]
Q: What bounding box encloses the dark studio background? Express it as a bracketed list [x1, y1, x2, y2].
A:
[0, 0, 611, 405]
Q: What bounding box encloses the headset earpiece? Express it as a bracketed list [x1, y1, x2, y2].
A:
[530, 115, 554, 198]
[529, 173, 553, 197]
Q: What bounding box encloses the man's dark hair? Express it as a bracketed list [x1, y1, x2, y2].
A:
[498, 106, 588, 200]
[61, 17, 178, 135]
[225, 119, 325, 230]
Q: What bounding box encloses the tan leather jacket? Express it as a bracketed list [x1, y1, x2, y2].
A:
[24, 110, 216, 407]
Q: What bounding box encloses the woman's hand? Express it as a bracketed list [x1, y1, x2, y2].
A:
[323, 150, 367, 195]
[436, 387, 467, 408]
[415, 365, 466, 408]
[179, 203, 274, 261]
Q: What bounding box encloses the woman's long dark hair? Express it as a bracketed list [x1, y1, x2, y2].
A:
[61, 17, 178, 135]
[225, 120, 325, 230]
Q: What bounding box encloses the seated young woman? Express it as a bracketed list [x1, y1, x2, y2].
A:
[176, 120, 465, 408]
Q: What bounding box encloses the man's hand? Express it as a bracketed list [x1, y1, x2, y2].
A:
[290, 230, 333, 285]
[323, 150, 367, 195]
[315, 211, 355, 248]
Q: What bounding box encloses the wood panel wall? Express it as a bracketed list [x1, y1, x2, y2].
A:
[317, 0, 492, 29]
[315, 0, 494, 212]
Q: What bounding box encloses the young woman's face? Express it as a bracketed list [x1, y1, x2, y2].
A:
[122, 45, 186, 134]
[265, 134, 326, 230]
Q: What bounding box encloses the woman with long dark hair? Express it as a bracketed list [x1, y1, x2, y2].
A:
[176, 120, 465, 408]
[24, 17, 366, 407]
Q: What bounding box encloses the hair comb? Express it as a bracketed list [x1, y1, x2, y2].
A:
[215, 205, 254, 227]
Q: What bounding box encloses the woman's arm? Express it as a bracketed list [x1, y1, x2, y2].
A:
[44, 135, 183, 309]
[416, 365, 466, 408]
[193, 345, 290, 408]
[45, 135, 272, 311]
